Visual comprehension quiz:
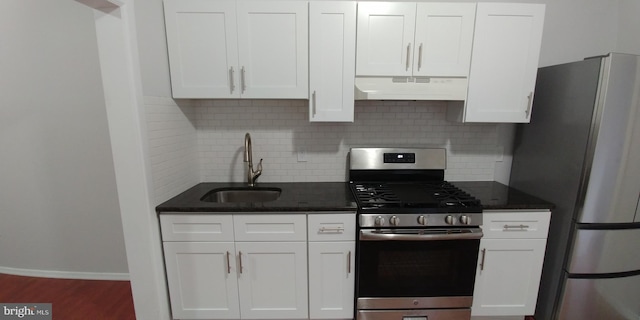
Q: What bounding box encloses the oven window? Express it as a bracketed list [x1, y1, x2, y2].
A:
[357, 239, 479, 297]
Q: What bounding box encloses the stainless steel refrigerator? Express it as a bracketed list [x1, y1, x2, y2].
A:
[509, 52, 640, 320]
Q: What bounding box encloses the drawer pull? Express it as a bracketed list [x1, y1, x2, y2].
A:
[319, 226, 344, 233]
[503, 224, 530, 231]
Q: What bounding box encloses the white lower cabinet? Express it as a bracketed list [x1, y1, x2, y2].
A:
[236, 241, 308, 319]
[161, 214, 308, 320]
[161, 213, 356, 320]
[307, 213, 355, 319]
[471, 210, 551, 319]
[163, 241, 241, 319]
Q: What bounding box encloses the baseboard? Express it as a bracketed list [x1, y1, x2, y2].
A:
[0, 266, 129, 281]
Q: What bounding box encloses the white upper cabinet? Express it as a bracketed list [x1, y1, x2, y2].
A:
[457, 3, 545, 123]
[413, 3, 476, 77]
[236, 1, 308, 99]
[356, 2, 476, 77]
[164, 0, 238, 98]
[309, 1, 357, 122]
[164, 0, 308, 99]
[356, 2, 416, 76]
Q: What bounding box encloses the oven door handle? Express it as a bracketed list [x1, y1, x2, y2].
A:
[359, 229, 483, 241]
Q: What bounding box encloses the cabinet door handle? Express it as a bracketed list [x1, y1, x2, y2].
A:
[229, 67, 235, 93]
[418, 43, 423, 71]
[347, 251, 352, 274]
[525, 91, 534, 118]
[226, 251, 231, 274]
[312, 90, 317, 117]
[406, 43, 411, 71]
[241, 66, 247, 94]
[480, 248, 486, 271]
[238, 251, 243, 274]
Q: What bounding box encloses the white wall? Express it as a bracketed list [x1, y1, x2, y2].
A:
[617, 0, 640, 55]
[0, 0, 128, 277]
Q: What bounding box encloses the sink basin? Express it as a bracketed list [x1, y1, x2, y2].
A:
[200, 187, 282, 203]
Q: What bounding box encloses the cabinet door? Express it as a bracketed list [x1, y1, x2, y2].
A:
[163, 242, 240, 319]
[164, 0, 239, 98]
[471, 238, 546, 316]
[356, 2, 416, 76]
[236, 242, 308, 319]
[308, 241, 355, 319]
[309, 1, 356, 122]
[464, 3, 545, 123]
[413, 3, 475, 77]
[236, 1, 308, 99]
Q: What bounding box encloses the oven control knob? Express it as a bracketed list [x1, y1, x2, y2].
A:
[445, 215, 455, 225]
[374, 216, 385, 226]
[389, 215, 400, 226]
[459, 215, 471, 225]
[417, 215, 427, 225]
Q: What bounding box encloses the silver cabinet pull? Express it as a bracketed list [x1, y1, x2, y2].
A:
[480, 248, 486, 271]
[347, 251, 352, 274]
[406, 43, 411, 71]
[238, 251, 243, 274]
[241, 66, 247, 93]
[319, 226, 344, 233]
[229, 67, 235, 93]
[503, 224, 530, 231]
[226, 251, 231, 274]
[525, 91, 534, 117]
[418, 43, 423, 71]
[312, 90, 317, 117]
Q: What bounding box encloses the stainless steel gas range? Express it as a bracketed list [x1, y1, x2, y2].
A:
[349, 148, 483, 320]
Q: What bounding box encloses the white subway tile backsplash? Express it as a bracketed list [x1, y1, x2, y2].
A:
[146, 97, 508, 203]
[195, 99, 502, 183]
[144, 97, 199, 205]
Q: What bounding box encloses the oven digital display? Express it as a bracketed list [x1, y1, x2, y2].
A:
[383, 153, 416, 163]
[403, 318, 427, 320]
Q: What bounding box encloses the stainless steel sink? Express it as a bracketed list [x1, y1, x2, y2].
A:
[200, 187, 281, 203]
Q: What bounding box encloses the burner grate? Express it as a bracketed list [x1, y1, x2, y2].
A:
[351, 181, 481, 210]
[353, 184, 401, 204]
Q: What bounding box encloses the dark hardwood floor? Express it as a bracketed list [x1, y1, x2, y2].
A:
[0, 273, 537, 320]
[0, 273, 135, 320]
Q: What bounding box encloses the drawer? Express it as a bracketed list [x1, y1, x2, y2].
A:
[160, 214, 234, 242]
[233, 214, 306, 241]
[308, 213, 356, 241]
[481, 210, 551, 239]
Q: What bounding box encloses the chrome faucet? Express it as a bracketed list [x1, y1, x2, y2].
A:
[244, 133, 263, 186]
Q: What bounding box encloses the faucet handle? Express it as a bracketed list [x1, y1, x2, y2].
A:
[256, 159, 263, 174]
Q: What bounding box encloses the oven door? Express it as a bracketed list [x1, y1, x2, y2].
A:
[357, 228, 482, 310]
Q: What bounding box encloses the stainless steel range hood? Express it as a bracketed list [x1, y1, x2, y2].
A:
[354, 76, 468, 100]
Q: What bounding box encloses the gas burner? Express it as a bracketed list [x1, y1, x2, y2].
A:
[350, 181, 481, 213]
[353, 184, 401, 205]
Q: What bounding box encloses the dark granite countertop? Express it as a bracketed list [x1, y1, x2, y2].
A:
[156, 181, 553, 214]
[452, 181, 555, 211]
[156, 182, 357, 213]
